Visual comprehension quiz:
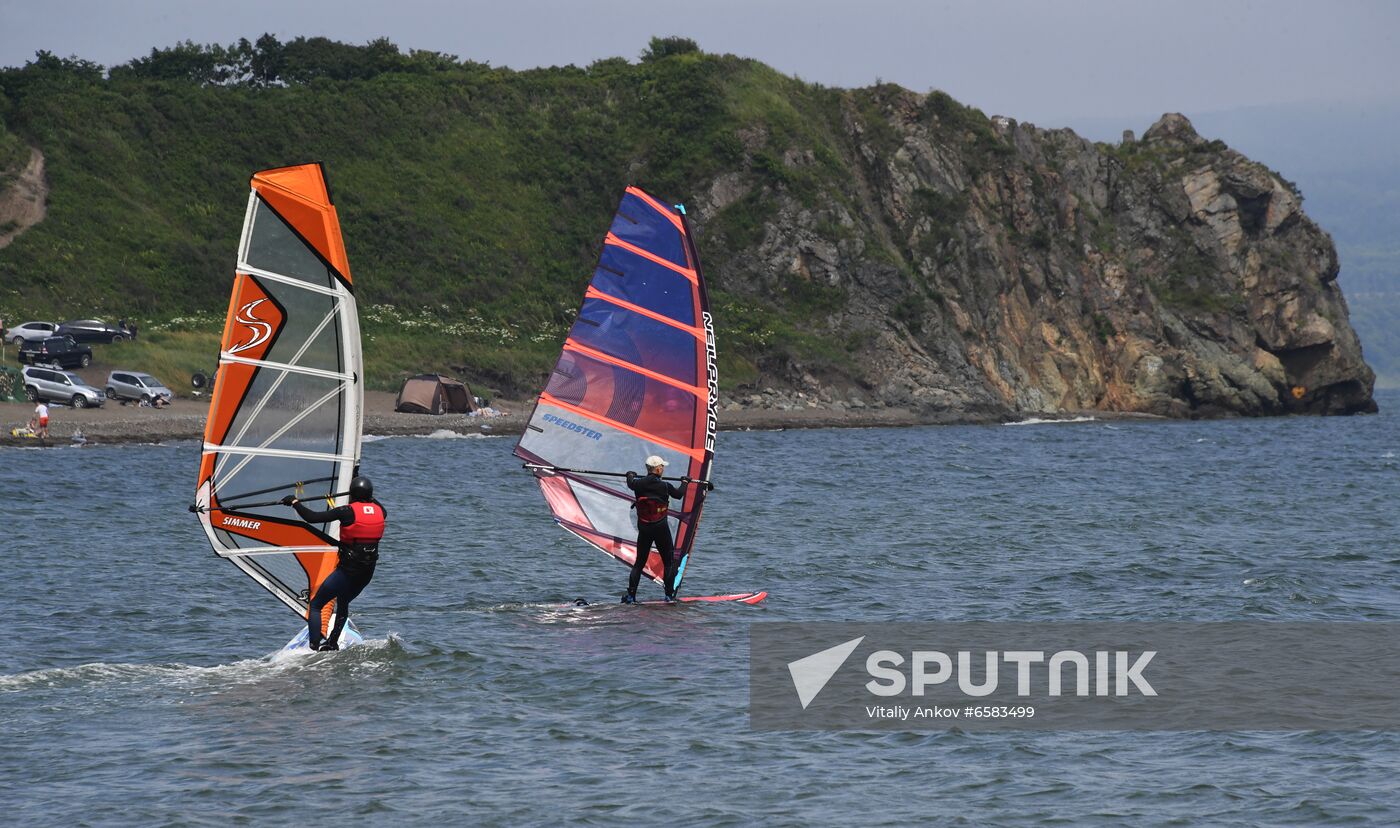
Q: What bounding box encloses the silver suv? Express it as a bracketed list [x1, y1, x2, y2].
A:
[22, 366, 105, 408]
[106, 370, 173, 403]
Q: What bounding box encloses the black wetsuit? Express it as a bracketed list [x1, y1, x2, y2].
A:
[625, 473, 687, 598]
[292, 498, 386, 648]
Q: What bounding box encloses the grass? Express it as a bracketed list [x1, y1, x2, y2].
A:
[71, 321, 559, 399]
[1090, 216, 1117, 254]
[1155, 285, 1241, 314]
[0, 124, 26, 188]
[101, 330, 223, 392]
[911, 187, 968, 256]
[1091, 312, 1115, 344]
[712, 189, 777, 249]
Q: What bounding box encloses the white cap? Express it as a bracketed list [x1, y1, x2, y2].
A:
[645, 455, 668, 469]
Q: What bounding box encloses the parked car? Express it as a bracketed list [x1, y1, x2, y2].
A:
[18, 336, 93, 369]
[22, 365, 105, 408]
[106, 370, 173, 403]
[7, 321, 58, 345]
[56, 319, 127, 344]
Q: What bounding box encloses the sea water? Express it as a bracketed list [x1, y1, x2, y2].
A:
[4, 393, 1400, 825]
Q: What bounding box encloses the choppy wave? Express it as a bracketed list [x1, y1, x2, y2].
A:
[1004, 415, 1097, 426]
[364, 430, 498, 442]
[0, 635, 406, 693]
[422, 429, 490, 439]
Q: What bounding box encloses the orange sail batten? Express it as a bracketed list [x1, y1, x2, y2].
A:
[252, 164, 352, 283]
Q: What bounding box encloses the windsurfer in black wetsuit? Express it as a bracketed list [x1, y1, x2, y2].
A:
[281, 476, 385, 650]
[623, 455, 709, 604]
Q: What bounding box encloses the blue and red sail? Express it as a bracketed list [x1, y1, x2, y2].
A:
[515, 186, 717, 590]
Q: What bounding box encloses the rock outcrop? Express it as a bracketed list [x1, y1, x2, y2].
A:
[695, 98, 1375, 419]
[0, 147, 46, 250]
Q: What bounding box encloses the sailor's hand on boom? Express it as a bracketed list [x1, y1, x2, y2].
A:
[280, 495, 298, 507]
[681, 476, 715, 491]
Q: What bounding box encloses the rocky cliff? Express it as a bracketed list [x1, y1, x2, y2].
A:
[691, 91, 1375, 419]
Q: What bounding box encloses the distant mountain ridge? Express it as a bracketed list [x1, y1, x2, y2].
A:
[0, 37, 1377, 417]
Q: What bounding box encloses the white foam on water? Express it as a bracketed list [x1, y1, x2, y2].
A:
[0, 656, 284, 692]
[0, 634, 403, 693]
[363, 430, 498, 441]
[268, 632, 397, 663]
[421, 429, 489, 440]
[1004, 415, 1097, 426]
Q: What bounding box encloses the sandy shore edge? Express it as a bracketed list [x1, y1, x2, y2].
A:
[1, 389, 1166, 448]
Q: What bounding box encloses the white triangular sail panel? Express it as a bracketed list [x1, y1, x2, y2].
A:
[194, 163, 362, 617]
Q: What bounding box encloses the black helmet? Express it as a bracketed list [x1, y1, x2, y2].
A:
[349, 476, 373, 502]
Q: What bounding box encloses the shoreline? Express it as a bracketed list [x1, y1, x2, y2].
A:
[0, 390, 1171, 448]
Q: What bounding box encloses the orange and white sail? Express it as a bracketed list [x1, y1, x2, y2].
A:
[192, 163, 363, 617]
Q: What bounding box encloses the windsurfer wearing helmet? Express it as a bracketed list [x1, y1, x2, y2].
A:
[281, 475, 386, 650]
[623, 454, 708, 604]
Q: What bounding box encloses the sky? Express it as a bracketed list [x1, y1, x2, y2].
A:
[2, 0, 1398, 131]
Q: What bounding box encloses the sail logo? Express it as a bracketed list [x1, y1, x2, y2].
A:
[228, 299, 274, 354]
[543, 413, 603, 441]
[703, 311, 718, 452]
[222, 516, 262, 530]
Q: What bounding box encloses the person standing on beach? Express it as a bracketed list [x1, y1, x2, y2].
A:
[29, 401, 48, 439]
[622, 455, 707, 604]
[280, 476, 385, 650]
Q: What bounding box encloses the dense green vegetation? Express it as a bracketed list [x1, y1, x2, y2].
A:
[0, 125, 25, 189]
[0, 36, 861, 393]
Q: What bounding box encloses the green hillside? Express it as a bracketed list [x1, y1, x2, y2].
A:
[0, 36, 865, 394]
[2, 36, 1376, 419]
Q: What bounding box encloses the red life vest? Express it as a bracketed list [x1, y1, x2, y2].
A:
[636, 496, 669, 524]
[340, 502, 385, 544]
